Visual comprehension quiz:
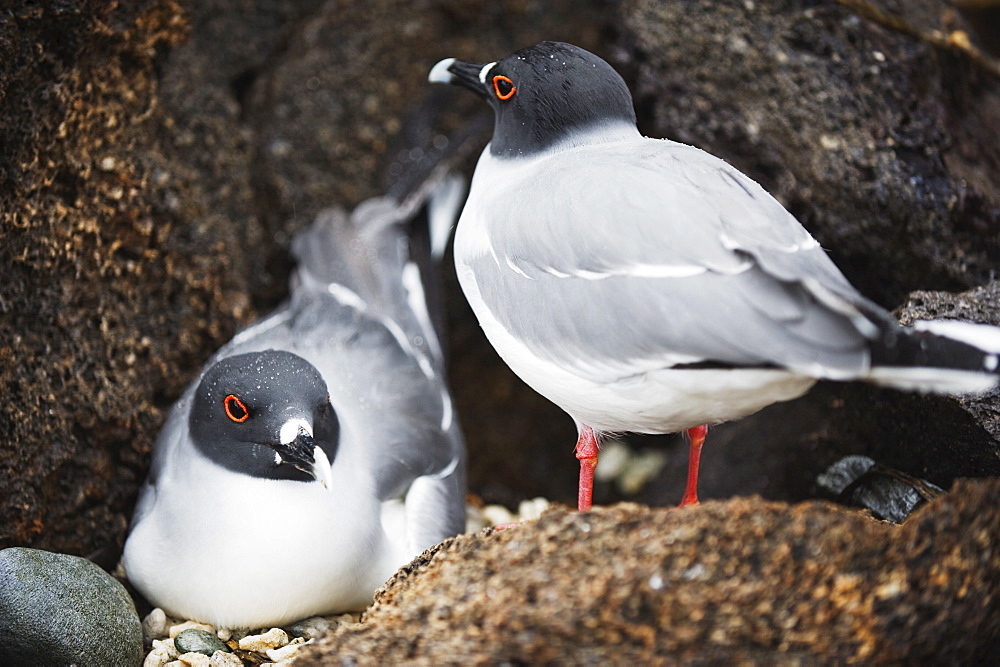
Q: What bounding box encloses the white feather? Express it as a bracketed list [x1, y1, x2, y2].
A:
[867, 367, 998, 395]
[913, 319, 1000, 354]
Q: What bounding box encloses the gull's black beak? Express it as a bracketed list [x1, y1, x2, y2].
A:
[269, 423, 335, 490]
[428, 57, 489, 98]
[272, 430, 316, 475]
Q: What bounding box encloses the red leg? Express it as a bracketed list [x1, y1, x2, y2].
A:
[679, 425, 707, 508]
[575, 425, 599, 512]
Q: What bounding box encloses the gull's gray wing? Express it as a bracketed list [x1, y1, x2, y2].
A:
[291, 172, 466, 373]
[466, 138, 889, 382]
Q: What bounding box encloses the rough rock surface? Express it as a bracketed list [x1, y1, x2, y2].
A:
[0, 0, 199, 564]
[0, 547, 143, 666]
[620, 0, 1000, 308]
[305, 478, 1000, 664]
[896, 280, 1000, 438]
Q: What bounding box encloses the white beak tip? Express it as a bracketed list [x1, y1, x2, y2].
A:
[312, 446, 335, 492]
[428, 57, 455, 84]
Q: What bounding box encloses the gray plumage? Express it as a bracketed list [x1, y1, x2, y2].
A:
[467, 138, 873, 382]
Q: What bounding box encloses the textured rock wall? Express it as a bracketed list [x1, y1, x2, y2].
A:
[308, 479, 1000, 663]
[622, 0, 1000, 307]
[0, 0, 215, 562]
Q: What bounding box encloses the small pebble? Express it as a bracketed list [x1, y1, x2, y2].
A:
[177, 652, 212, 667]
[215, 627, 232, 642]
[209, 651, 243, 667]
[266, 638, 310, 661]
[169, 620, 216, 639]
[239, 627, 289, 652]
[144, 647, 175, 667]
[465, 504, 486, 532]
[481, 504, 515, 526]
[593, 440, 668, 495]
[143, 608, 168, 642]
[151, 638, 178, 655]
[285, 616, 331, 640]
[334, 612, 362, 625]
[517, 497, 551, 521]
[594, 440, 630, 482]
[174, 628, 231, 656]
[144, 637, 179, 667]
[618, 449, 668, 495]
[225, 628, 250, 642]
[152, 639, 180, 660]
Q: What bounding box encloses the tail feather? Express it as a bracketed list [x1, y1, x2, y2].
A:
[912, 319, 1000, 355]
[289, 171, 465, 370]
[427, 173, 467, 260]
[289, 206, 358, 297]
[868, 319, 1000, 394]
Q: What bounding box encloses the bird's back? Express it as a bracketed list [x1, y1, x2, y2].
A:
[457, 134, 880, 383]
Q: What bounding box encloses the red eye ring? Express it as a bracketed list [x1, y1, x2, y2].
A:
[492, 75, 516, 100]
[223, 394, 249, 423]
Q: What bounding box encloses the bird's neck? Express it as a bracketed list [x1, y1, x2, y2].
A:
[490, 121, 641, 160]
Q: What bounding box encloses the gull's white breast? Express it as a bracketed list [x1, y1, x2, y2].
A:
[123, 424, 410, 628]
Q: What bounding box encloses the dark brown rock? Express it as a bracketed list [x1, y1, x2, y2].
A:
[0, 0, 212, 562]
[618, 0, 1000, 308]
[896, 280, 1000, 439]
[304, 478, 1000, 664]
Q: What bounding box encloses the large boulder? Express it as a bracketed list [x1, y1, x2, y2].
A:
[0, 547, 143, 666]
[304, 478, 1000, 663]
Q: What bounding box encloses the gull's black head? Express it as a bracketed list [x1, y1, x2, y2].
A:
[429, 41, 637, 158]
[190, 350, 339, 485]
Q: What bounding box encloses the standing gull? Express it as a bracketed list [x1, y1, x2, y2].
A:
[123, 172, 467, 628]
[429, 41, 1000, 511]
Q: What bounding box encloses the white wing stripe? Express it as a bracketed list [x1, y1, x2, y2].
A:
[532, 262, 746, 280]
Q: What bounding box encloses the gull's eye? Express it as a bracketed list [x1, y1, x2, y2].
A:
[492, 75, 516, 100]
[223, 394, 250, 423]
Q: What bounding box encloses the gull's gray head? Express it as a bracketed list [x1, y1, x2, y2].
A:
[429, 41, 637, 158]
[190, 350, 338, 487]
